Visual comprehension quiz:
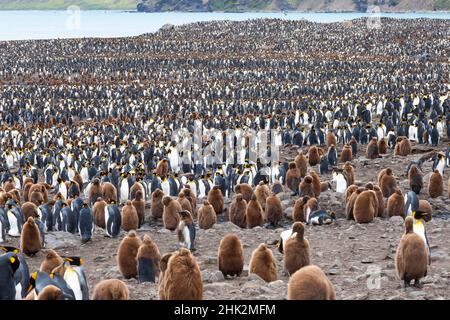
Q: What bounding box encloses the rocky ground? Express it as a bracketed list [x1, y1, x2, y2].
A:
[4, 141, 450, 300]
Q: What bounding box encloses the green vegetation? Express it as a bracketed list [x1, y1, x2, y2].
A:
[0, 0, 448, 11]
[434, 0, 450, 10]
[0, 0, 139, 10]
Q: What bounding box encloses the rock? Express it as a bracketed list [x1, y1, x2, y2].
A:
[267, 280, 284, 288]
[157, 228, 171, 234]
[349, 266, 362, 272]
[248, 272, 266, 283]
[93, 256, 107, 262]
[45, 232, 80, 249]
[389, 216, 404, 225]
[361, 258, 374, 264]
[328, 268, 340, 275]
[203, 282, 235, 293]
[409, 291, 426, 299]
[202, 270, 224, 283]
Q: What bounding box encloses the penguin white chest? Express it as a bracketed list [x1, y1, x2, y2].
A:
[64, 269, 82, 300]
[104, 207, 111, 236]
[413, 220, 429, 254]
[120, 181, 129, 203]
[6, 155, 14, 168]
[161, 181, 170, 196]
[7, 211, 20, 237]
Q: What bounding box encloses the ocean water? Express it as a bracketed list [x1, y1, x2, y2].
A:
[0, 10, 448, 41]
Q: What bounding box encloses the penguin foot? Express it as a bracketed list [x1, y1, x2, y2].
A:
[413, 280, 423, 289]
[403, 280, 411, 288]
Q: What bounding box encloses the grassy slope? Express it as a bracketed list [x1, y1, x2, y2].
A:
[0, 0, 448, 10]
[0, 0, 140, 10]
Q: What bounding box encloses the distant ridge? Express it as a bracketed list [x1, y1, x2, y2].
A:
[0, 0, 449, 11]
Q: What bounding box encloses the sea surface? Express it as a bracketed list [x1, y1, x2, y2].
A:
[0, 10, 448, 41]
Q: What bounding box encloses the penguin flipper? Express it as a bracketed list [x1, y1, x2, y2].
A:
[188, 223, 196, 250]
[138, 257, 156, 283]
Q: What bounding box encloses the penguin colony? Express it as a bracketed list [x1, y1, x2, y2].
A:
[0, 17, 449, 300]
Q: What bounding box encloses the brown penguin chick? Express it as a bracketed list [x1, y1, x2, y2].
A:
[53, 192, 65, 202]
[218, 234, 244, 278]
[21, 201, 39, 221]
[207, 185, 223, 214]
[155, 159, 169, 178]
[228, 194, 247, 228]
[293, 196, 310, 222]
[28, 183, 46, 200]
[88, 178, 102, 204]
[182, 186, 197, 215]
[294, 152, 308, 177]
[101, 182, 117, 204]
[303, 197, 319, 222]
[309, 170, 321, 198]
[366, 138, 380, 159]
[379, 168, 397, 197]
[23, 182, 33, 202]
[23, 176, 34, 187]
[326, 131, 337, 148]
[395, 217, 428, 288]
[286, 162, 301, 195]
[73, 172, 83, 192]
[92, 197, 107, 228]
[234, 183, 254, 202]
[394, 136, 412, 156]
[198, 200, 217, 230]
[378, 138, 388, 154]
[408, 164, 423, 194]
[162, 248, 203, 300]
[287, 265, 336, 300]
[162, 196, 182, 231]
[320, 181, 332, 192]
[3, 177, 15, 192]
[39, 249, 64, 274]
[248, 243, 277, 282]
[386, 189, 405, 217]
[151, 189, 165, 219]
[245, 194, 264, 228]
[299, 175, 315, 198]
[428, 170, 443, 198]
[130, 180, 144, 202]
[373, 186, 385, 218]
[353, 190, 377, 223]
[40, 183, 51, 203]
[117, 230, 142, 279]
[254, 181, 270, 210]
[349, 136, 358, 153]
[121, 200, 139, 232]
[132, 190, 145, 228]
[20, 217, 41, 256]
[340, 144, 353, 162]
[343, 162, 355, 186]
[158, 253, 173, 300]
[36, 285, 65, 300]
[137, 234, 161, 281]
[68, 180, 80, 197]
[308, 146, 320, 167]
[284, 222, 310, 275]
[92, 279, 129, 300]
[29, 190, 44, 206]
[9, 189, 20, 203]
[178, 192, 193, 216]
[345, 187, 363, 220]
[264, 193, 283, 226]
[418, 200, 433, 222]
[344, 185, 358, 205]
